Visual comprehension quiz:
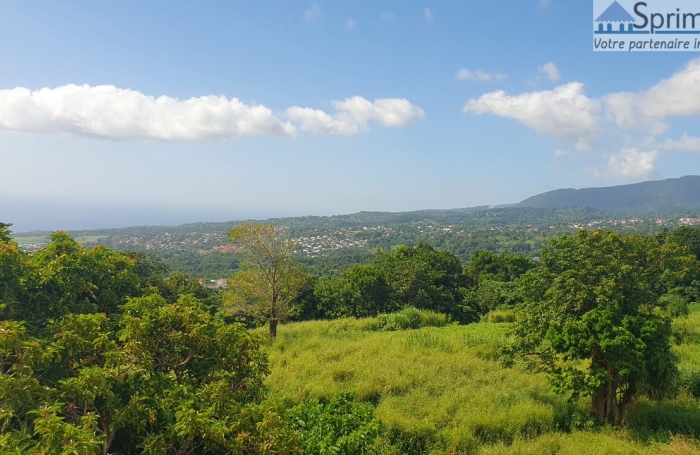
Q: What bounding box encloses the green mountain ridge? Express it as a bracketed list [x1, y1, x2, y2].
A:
[518, 175, 700, 211]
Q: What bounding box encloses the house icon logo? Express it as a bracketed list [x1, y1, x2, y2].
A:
[594, 1, 647, 34]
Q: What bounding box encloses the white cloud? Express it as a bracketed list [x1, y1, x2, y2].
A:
[607, 148, 658, 179]
[539, 62, 560, 82]
[605, 58, 700, 134]
[554, 149, 570, 158]
[456, 69, 507, 82]
[538, 0, 552, 9]
[287, 96, 425, 135]
[425, 8, 433, 24]
[463, 82, 600, 143]
[345, 17, 357, 30]
[658, 134, 700, 152]
[0, 84, 296, 141]
[304, 3, 322, 23]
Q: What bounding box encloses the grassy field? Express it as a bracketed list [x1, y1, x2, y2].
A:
[264, 308, 700, 454]
[11, 235, 50, 245]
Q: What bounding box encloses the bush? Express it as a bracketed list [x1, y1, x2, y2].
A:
[376, 307, 449, 331]
[660, 293, 690, 317]
[285, 392, 385, 454]
[487, 310, 516, 323]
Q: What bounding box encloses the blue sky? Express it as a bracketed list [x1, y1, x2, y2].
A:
[1, 0, 700, 232]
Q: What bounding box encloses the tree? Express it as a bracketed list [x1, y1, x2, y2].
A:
[0, 295, 297, 454]
[22, 232, 141, 326]
[224, 222, 310, 338]
[376, 243, 473, 322]
[314, 264, 395, 318]
[667, 226, 700, 260]
[510, 230, 696, 425]
[0, 222, 12, 243]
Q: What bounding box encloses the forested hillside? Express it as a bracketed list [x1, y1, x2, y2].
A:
[519, 175, 700, 211]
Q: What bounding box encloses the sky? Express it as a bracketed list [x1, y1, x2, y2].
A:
[2, 0, 700, 232]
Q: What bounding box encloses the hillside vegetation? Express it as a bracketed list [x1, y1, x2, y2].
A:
[265, 310, 700, 454]
[518, 175, 700, 212]
[2, 221, 700, 454]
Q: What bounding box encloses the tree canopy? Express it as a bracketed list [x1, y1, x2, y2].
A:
[509, 230, 698, 424]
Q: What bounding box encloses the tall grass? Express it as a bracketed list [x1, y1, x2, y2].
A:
[265, 313, 700, 454]
[375, 307, 450, 331]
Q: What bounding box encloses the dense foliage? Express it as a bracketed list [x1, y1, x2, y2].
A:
[3, 221, 700, 453]
[508, 230, 700, 424]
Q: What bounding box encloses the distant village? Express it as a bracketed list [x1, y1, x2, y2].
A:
[13, 217, 700, 258]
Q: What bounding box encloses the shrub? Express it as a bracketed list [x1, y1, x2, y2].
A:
[487, 310, 516, 323]
[285, 392, 385, 454]
[375, 307, 449, 331]
[660, 293, 690, 317]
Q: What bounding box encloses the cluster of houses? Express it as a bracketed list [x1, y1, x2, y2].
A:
[680, 217, 700, 226]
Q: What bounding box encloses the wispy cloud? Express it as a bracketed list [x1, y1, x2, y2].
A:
[538, 0, 552, 9]
[344, 17, 357, 30]
[539, 62, 560, 82]
[456, 69, 507, 82]
[304, 3, 322, 23]
[425, 8, 433, 24]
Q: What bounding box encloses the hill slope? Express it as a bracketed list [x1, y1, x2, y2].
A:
[518, 176, 700, 212]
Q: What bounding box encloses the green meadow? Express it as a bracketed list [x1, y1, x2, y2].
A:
[264, 306, 700, 454]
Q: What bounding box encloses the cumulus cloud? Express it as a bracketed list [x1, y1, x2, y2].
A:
[345, 17, 357, 30]
[607, 148, 658, 179]
[605, 58, 700, 134]
[0, 85, 425, 141]
[463, 82, 600, 143]
[304, 3, 322, 23]
[287, 96, 425, 135]
[539, 62, 560, 82]
[456, 69, 507, 82]
[463, 58, 700, 146]
[0, 84, 296, 141]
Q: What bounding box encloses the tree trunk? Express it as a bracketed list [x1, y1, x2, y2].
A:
[269, 318, 278, 338]
[592, 379, 636, 425]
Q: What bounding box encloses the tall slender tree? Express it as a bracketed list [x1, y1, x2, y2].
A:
[224, 222, 310, 337]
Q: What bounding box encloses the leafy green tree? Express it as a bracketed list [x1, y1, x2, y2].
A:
[314, 264, 394, 319]
[377, 243, 472, 322]
[464, 250, 536, 286]
[225, 222, 310, 338]
[667, 226, 700, 260]
[0, 295, 297, 454]
[0, 222, 12, 243]
[0, 241, 25, 320]
[510, 230, 696, 425]
[22, 232, 141, 326]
